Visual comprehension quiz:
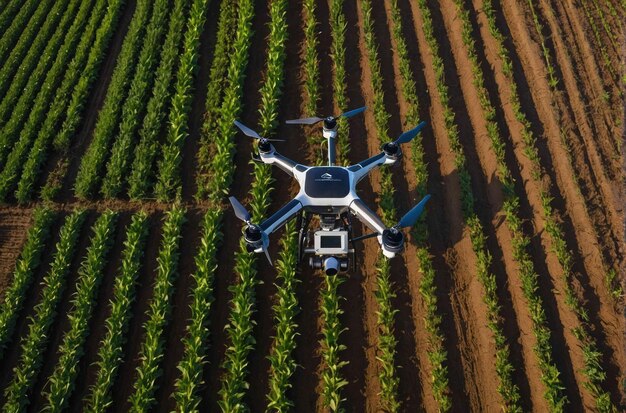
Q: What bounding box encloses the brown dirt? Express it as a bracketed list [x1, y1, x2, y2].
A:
[0, 208, 33, 301]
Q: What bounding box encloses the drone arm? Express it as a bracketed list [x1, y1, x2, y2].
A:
[349, 198, 386, 234]
[259, 146, 299, 177]
[259, 198, 303, 235]
[347, 152, 388, 184]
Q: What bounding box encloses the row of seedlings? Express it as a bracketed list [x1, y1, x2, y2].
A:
[0, 0, 28, 36]
[41, 212, 118, 412]
[154, 0, 210, 201]
[99, 0, 174, 198]
[0, 0, 105, 169]
[387, 0, 458, 410]
[0, 0, 60, 101]
[73, 0, 155, 199]
[172, 0, 250, 409]
[218, 0, 289, 409]
[0, 208, 55, 359]
[3, 211, 86, 412]
[14, 0, 129, 203]
[358, 0, 403, 409]
[127, 207, 186, 411]
[523, 0, 622, 300]
[0, 0, 44, 64]
[315, 1, 353, 410]
[482, 1, 617, 409]
[265, 0, 324, 407]
[126, 0, 189, 200]
[83, 212, 149, 412]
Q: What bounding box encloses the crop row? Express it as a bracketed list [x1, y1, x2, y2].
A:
[524, 0, 622, 301]
[3, 210, 85, 412]
[0, 0, 43, 65]
[483, 1, 616, 410]
[74, 0, 154, 199]
[0, 0, 59, 102]
[329, 0, 350, 164]
[579, 0, 618, 81]
[0, 0, 92, 140]
[84, 212, 149, 412]
[127, 0, 188, 200]
[128, 206, 185, 411]
[359, 0, 402, 409]
[0, 208, 55, 359]
[42, 211, 117, 412]
[0, 0, 25, 37]
[100, 0, 172, 198]
[172, 0, 253, 409]
[14, 0, 127, 203]
[0, 0, 105, 171]
[154, 0, 210, 201]
[218, 0, 289, 409]
[195, 0, 239, 200]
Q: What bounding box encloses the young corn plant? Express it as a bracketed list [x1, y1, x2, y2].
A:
[0, 0, 44, 64]
[41, 211, 117, 412]
[126, 0, 188, 200]
[74, 0, 154, 198]
[329, 0, 350, 164]
[2, 210, 85, 412]
[0, 207, 55, 360]
[128, 206, 185, 412]
[218, 0, 289, 410]
[154, 0, 209, 201]
[84, 212, 149, 412]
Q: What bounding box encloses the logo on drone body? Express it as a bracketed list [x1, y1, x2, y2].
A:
[321, 173, 333, 180]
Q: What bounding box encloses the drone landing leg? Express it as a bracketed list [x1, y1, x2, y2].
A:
[298, 212, 312, 262]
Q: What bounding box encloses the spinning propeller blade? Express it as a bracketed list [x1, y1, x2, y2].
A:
[285, 106, 367, 125]
[229, 196, 251, 223]
[393, 121, 427, 145]
[233, 120, 285, 142]
[397, 194, 431, 229]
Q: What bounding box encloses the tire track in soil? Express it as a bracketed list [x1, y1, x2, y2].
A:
[439, 0, 591, 408]
[472, 0, 625, 404]
[341, 0, 382, 409]
[535, 0, 623, 224]
[290, 0, 331, 409]
[0, 209, 32, 300]
[501, 0, 626, 337]
[514, 0, 624, 268]
[22, 211, 95, 412]
[41, 0, 137, 203]
[406, 0, 526, 410]
[108, 212, 163, 412]
[199, 0, 270, 409]
[0, 213, 63, 406]
[367, 2, 427, 411]
[66, 213, 130, 412]
[246, 0, 305, 410]
[180, 0, 221, 201]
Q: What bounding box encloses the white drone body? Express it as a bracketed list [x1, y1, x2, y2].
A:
[230, 107, 431, 275]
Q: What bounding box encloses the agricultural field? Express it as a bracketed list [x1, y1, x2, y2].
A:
[0, 0, 623, 411]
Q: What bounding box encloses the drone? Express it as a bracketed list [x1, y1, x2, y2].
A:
[229, 106, 431, 275]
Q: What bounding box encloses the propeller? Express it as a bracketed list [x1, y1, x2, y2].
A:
[396, 194, 431, 229]
[228, 196, 273, 265]
[285, 106, 366, 125]
[234, 121, 285, 142]
[393, 121, 427, 146]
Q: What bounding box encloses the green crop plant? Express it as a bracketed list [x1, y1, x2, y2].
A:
[0, 0, 59, 102]
[218, 0, 289, 410]
[0, 0, 105, 169]
[3, 210, 85, 412]
[14, 0, 127, 203]
[73, 0, 154, 198]
[153, 0, 209, 201]
[128, 206, 185, 411]
[126, 0, 188, 200]
[0, 0, 43, 65]
[527, 0, 560, 89]
[41, 211, 117, 412]
[100, 0, 173, 198]
[195, 0, 239, 199]
[0, 0, 27, 37]
[0, 0, 94, 132]
[0, 207, 55, 360]
[84, 212, 149, 412]
[329, 0, 350, 163]
[303, 0, 320, 123]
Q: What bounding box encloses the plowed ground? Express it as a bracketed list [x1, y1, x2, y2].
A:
[0, 0, 623, 411]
